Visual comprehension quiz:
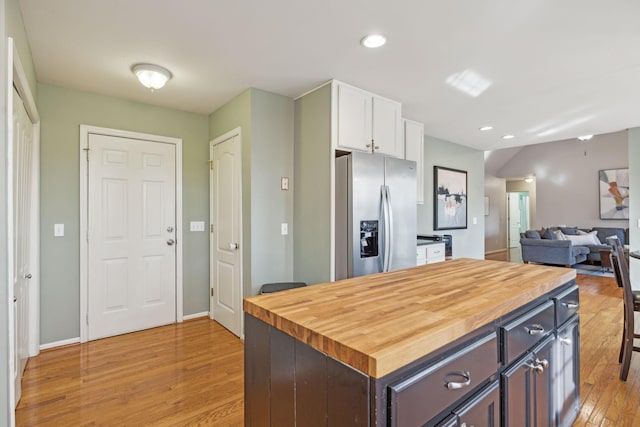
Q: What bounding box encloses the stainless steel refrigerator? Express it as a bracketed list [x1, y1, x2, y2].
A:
[335, 152, 417, 279]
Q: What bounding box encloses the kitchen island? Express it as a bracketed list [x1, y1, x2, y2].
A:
[244, 259, 580, 426]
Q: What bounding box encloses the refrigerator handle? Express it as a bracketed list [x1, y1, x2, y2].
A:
[385, 185, 393, 271]
[381, 185, 391, 272]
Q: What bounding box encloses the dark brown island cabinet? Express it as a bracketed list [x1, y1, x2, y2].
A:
[244, 259, 580, 427]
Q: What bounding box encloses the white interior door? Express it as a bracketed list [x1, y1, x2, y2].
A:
[508, 193, 521, 248]
[11, 87, 34, 406]
[87, 134, 177, 340]
[210, 131, 242, 337]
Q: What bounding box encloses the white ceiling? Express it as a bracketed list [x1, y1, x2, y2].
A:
[19, 0, 640, 151]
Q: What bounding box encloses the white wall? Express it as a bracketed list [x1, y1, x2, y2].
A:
[418, 134, 485, 259]
[498, 131, 628, 229]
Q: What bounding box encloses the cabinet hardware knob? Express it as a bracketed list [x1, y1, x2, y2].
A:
[535, 358, 549, 369]
[167, 239, 176, 246]
[525, 324, 545, 335]
[525, 361, 545, 374]
[25, 273, 32, 279]
[445, 371, 471, 390]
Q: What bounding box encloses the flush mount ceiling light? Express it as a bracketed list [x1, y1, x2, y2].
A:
[577, 135, 593, 141]
[479, 126, 493, 131]
[502, 134, 515, 140]
[361, 34, 386, 48]
[524, 176, 534, 183]
[131, 63, 172, 90]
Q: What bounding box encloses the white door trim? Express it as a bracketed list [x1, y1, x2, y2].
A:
[7, 37, 40, 419]
[79, 125, 183, 343]
[209, 127, 244, 337]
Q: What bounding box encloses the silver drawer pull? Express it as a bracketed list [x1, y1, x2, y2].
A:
[445, 371, 471, 390]
[525, 324, 545, 335]
[562, 302, 579, 309]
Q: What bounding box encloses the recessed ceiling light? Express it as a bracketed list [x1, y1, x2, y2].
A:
[361, 34, 386, 48]
[502, 134, 515, 140]
[479, 126, 493, 131]
[577, 135, 593, 141]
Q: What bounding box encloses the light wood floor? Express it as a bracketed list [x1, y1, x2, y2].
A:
[15, 259, 640, 426]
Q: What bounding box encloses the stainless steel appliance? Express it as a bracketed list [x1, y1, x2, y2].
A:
[335, 152, 417, 279]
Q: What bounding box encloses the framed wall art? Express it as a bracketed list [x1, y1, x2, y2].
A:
[434, 166, 467, 230]
[599, 168, 629, 219]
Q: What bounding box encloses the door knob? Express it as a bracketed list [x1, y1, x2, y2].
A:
[24, 274, 32, 279]
[167, 239, 176, 246]
[229, 243, 238, 250]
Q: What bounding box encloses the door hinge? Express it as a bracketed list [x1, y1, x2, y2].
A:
[210, 224, 214, 233]
[211, 288, 214, 297]
[86, 314, 89, 325]
[209, 160, 214, 170]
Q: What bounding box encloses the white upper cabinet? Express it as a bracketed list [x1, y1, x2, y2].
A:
[334, 81, 403, 158]
[372, 96, 403, 158]
[336, 83, 373, 152]
[404, 119, 425, 204]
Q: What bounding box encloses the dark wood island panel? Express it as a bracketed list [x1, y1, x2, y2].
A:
[244, 259, 579, 426]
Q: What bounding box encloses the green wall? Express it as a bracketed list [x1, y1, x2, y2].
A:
[208, 88, 295, 298]
[293, 84, 332, 285]
[6, 0, 36, 97]
[38, 84, 210, 344]
[418, 135, 485, 259]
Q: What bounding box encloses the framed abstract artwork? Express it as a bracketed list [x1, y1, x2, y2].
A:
[434, 166, 467, 230]
[599, 168, 629, 219]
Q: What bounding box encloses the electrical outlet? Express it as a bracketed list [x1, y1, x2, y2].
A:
[281, 223, 288, 235]
[281, 177, 289, 190]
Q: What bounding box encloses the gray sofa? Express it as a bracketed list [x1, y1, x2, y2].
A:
[519, 226, 628, 267]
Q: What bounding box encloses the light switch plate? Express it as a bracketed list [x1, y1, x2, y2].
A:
[190, 221, 205, 232]
[281, 223, 288, 235]
[281, 177, 289, 190]
[472, 217, 478, 225]
[54, 223, 64, 237]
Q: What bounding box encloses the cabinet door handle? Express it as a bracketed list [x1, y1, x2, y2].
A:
[445, 371, 471, 390]
[525, 324, 545, 335]
[562, 302, 579, 309]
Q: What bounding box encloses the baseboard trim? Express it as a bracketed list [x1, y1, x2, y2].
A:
[183, 311, 209, 321]
[40, 337, 80, 351]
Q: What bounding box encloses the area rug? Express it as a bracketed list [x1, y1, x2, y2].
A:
[573, 264, 615, 278]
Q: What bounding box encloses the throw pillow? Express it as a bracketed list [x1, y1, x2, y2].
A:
[554, 230, 567, 240]
[560, 226, 579, 235]
[577, 230, 602, 245]
[525, 230, 541, 239]
[541, 228, 556, 240]
[565, 231, 600, 246]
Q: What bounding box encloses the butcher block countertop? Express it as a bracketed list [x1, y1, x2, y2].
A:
[243, 259, 575, 378]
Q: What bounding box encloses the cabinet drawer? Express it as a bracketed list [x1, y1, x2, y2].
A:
[502, 301, 555, 365]
[554, 284, 579, 327]
[388, 332, 498, 426]
[426, 244, 445, 258]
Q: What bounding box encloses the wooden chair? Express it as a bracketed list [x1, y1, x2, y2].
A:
[608, 238, 640, 381]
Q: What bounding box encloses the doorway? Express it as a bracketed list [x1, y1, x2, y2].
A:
[508, 192, 530, 248]
[80, 126, 184, 342]
[209, 128, 243, 338]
